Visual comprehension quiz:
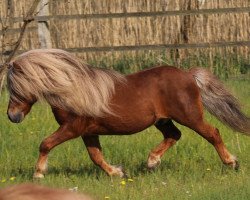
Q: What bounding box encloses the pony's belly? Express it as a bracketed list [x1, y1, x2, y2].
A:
[95, 114, 156, 135]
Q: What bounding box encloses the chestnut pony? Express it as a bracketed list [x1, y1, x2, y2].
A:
[7, 49, 249, 178]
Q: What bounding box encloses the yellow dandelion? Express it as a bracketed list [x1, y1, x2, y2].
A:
[104, 196, 110, 199]
[9, 177, 16, 181]
[128, 178, 134, 182]
[120, 180, 126, 186]
[1, 179, 6, 183]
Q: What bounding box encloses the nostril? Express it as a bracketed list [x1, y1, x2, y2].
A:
[8, 112, 23, 123]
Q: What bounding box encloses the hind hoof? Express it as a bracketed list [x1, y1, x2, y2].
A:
[226, 155, 239, 171]
[232, 160, 240, 171]
[147, 155, 161, 170]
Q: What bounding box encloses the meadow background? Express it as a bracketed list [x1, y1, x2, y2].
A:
[0, 0, 250, 199]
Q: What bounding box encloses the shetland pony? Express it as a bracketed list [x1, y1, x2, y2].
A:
[6, 49, 249, 178]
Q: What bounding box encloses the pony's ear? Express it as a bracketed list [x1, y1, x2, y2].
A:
[8, 62, 23, 72]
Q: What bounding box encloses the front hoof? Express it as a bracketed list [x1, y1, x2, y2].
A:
[109, 165, 126, 178]
[33, 172, 45, 179]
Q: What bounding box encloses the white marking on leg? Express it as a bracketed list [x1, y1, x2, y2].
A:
[147, 154, 161, 169]
[33, 156, 48, 178]
[229, 154, 239, 170]
[39, 157, 48, 173]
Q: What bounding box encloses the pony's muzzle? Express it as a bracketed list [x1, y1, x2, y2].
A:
[8, 111, 24, 123]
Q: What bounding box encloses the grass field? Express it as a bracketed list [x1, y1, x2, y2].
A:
[0, 78, 249, 200]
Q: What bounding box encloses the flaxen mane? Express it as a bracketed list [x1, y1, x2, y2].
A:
[7, 49, 125, 117]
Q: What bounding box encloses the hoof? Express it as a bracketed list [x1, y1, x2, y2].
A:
[33, 172, 45, 179]
[226, 155, 239, 171]
[110, 165, 126, 178]
[232, 159, 240, 171]
[147, 155, 161, 170]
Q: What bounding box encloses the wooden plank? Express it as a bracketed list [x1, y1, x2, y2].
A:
[0, 27, 36, 35]
[3, 41, 250, 55]
[63, 41, 250, 52]
[6, 7, 250, 23]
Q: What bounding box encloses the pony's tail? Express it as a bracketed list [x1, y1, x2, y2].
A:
[190, 68, 250, 135]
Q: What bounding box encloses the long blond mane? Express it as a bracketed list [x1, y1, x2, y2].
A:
[7, 49, 125, 117]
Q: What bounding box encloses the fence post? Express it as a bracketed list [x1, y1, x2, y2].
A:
[37, 0, 52, 48]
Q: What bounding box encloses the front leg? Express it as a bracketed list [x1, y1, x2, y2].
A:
[82, 135, 125, 177]
[34, 125, 78, 178]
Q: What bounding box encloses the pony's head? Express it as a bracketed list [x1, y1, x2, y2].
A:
[7, 94, 36, 123]
[7, 62, 37, 123]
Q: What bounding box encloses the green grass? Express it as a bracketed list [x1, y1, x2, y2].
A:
[88, 51, 250, 78]
[0, 79, 249, 200]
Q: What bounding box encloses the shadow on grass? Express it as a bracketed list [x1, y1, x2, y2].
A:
[125, 160, 181, 177]
[9, 158, 238, 182]
[48, 166, 104, 179]
[8, 165, 103, 180]
[9, 163, 166, 180]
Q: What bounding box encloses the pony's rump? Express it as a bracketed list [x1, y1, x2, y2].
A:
[7, 49, 125, 117]
[190, 68, 250, 135]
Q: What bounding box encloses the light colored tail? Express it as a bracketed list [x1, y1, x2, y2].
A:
[190, 68, 250, 135]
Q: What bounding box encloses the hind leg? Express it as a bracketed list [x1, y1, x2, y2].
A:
[174, 97, 239, 170]
[147, 120, 181, 169]
[190, 121, 239, 169]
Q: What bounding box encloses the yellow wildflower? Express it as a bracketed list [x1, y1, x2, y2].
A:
[104, 196, 110, 199]
[9, 177, 16, 181]
[1, 179, 6, 183]
[120, 180, 126, 186]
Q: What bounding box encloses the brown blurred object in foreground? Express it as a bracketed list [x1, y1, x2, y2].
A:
[0, 183, 93, 200]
